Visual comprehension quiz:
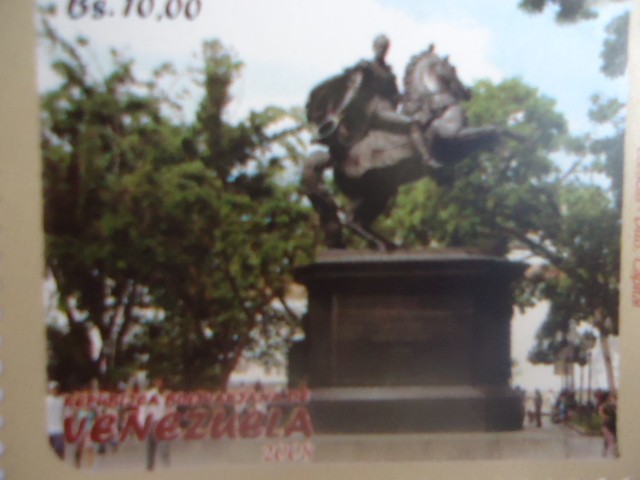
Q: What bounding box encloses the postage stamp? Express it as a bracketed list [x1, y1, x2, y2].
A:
[1, 0, 640, 478]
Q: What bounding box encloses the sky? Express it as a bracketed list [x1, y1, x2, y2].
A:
[37, 0, 630, 130]
[36, 0, 629, 392]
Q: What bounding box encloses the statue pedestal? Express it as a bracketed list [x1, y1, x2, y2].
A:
[289, 250, 526, 432]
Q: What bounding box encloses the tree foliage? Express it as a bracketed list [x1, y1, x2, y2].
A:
[518, 0, 630, 78]
[518, 0, 598, 23]
[41, 20, 314, 390]
[516, 0, 627, 390]
[525, 95, 623, 390]
[380, 78, 569, 257]
[601, 11, 630, 78]
[41, 20, 179, 388]
[377, 71, 622, 389]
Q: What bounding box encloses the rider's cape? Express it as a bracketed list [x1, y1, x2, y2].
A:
[306, 66, 359, 131]
[306, 64, 417, 178]
[306, 61, 400, 152]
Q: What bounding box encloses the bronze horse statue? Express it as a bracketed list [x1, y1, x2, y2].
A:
[303, 41, 514, 250]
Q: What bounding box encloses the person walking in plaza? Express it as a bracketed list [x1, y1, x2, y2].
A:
[46, 381, 66, 460]
[534, 389, 543, 428]
[142, 378, 172, 470]
[599, 391, 619, 458]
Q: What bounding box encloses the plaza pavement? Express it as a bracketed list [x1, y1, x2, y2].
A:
[60, 421, 612, 472]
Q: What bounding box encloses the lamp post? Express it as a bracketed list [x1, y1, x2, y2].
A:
[587, 350, 592, 405]
[554, 330, 568, 390]
[585, 336, 597, 405]
[579, 360, 585, 404]
[566, 319, 581, 394]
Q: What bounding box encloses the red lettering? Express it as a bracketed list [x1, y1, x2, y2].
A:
[104, 393, 118, 408]
[286, 388, 311, 404]
[265, 407, 284, 438]
[210, 408, 237, 439]
[165, 392, 177, 407]
[290, 443, 301, 461]
[300, 387, 311, 403]
[90, 413, 117, 443]
[263, 443, 278, 462]
[184, 410, 209, 440]
[263, 442, 314, 462]
[119, 394, 131, 407]
[64, 416, 87, 444]
[87, 393, 98, 408]
[60, 389, 316, 444]
[288, 390, 301, 403]
[301, 441, 314, 460]
[119, 413, 153, 442]
[200, 392, 214, 405]
[239, 410, 265, 438]
[155, 412, 181, 441]
[284, 407, 313, 437]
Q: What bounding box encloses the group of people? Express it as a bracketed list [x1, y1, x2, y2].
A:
[46, 377, 302, 470]
[46, 378, 173, 470]
[521, 387, 619, 458]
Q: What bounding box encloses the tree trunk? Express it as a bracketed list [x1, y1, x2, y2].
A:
[599, 331, 617, 395]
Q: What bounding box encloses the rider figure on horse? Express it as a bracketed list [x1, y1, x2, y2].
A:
[330, 34, 440, 169]
[303, 35, 507, 250]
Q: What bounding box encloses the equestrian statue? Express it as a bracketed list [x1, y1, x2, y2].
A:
[302, 34, 519, 251]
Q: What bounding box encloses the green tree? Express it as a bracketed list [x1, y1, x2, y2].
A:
[41, 20, 183, 389]
[516, 0, 627, 393]
[41, 20, 314, 390]
[525, 97, 623, 393]
[376, 72, 622, 391]
[525, 181, 620, 389]
[380, 78, 570, 257]
[518, 0, 598, 23]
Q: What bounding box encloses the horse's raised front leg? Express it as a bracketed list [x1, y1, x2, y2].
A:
[428, 105, 463, 139]
[430, 105, 499, 142]
[428, 105, 502, 160]
[301, 151, 345, 248]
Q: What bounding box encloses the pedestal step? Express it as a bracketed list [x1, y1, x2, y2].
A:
[308, 386, 524, 433]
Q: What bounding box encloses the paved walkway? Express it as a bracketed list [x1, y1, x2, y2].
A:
[60, 422, 612, 471]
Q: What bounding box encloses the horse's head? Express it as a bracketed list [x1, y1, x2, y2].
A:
[404, 48, 471, 103]
[435, 56, 471, 101]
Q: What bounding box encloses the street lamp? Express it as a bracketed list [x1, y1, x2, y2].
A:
[583, 333, 597, 408]
[566, 320, 581, 393]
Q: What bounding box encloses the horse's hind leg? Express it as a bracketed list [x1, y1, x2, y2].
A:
[346, 221, 397, 252]
[349, 193, 397, 251]
[301, 151, 345, 248]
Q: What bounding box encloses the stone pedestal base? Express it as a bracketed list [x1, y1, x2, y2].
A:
[308, 386, 523, 433]
[290, 250, 526, 432]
